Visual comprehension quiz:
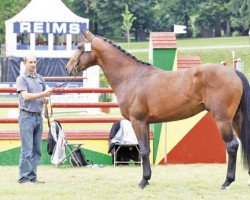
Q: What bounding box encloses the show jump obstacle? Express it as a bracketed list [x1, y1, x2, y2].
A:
[149, 32, 226, 164]
[0, 86, 154, 166]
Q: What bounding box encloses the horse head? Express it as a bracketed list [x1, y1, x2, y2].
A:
[65, 30, 96, 76]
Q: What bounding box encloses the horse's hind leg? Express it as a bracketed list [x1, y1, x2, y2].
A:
[233, 110, 250, 186]
[222, 135, 239, 189]
[131, 120, 151, 189]
[216, 120, 239, 189]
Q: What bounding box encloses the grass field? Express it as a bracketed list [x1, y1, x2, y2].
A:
[1, 164, 249, 200]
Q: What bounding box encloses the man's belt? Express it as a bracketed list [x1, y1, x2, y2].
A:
[20, 109, 41, 115]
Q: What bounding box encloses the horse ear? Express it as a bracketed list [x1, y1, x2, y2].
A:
[82, 29, 87, 40]
[82, 29, 94, 42]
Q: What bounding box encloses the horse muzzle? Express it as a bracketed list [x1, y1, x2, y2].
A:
[66, 65, 78, 76]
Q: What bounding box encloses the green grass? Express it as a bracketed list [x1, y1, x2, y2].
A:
[119, 36, 250, 49]
[118, 41, 148, 49]
[177, 36, 250, 47]
[1, 164, 249, 200]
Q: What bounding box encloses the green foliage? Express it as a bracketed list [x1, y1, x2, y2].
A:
[193, 0, 231, 37]
[228, 0, 250, 31]
[126, 0, 157, 40]
[99, 93, 113, 102]
[0, 0, 30, 43]
[232, 31, 241, 37]
[99, 72, 113, 102]
[1, 0, 250, 43]
[153, 0, 199, 37]
[63, 0, 157, 40]
[121, 4, 136, 32]
[66, 0, 124, 39]
[99, 72, 109, 88]
[121, 4, 136, 43]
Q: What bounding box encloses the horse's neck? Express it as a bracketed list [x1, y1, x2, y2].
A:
[94, 39, 138, 91]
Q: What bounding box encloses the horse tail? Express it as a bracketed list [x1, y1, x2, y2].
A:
[235, 70, 250, 169]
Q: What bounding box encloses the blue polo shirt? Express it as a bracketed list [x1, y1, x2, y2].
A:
[16, 72, 46, 113]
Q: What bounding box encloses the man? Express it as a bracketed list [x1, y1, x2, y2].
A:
[16, 55, 52, 184]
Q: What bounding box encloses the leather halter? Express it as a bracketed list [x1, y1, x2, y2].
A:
[69, 35, 95, 75]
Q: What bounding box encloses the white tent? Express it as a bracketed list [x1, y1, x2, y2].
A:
[4, 0, 99, 105]
[5, 0, 89, 58]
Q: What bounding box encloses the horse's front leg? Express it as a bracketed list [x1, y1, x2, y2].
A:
[131, 120, 151, 189]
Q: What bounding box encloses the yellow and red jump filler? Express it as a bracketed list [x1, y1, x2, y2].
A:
[149, 32, 226, 164]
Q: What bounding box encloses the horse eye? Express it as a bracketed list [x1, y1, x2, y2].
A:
[77, 44, 81, 49]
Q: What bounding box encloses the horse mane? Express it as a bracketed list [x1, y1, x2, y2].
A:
[97, 36, 151, 66]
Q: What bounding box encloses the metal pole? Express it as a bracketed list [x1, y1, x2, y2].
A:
[164, 123, 167, 165]
[248, 29, 250, 45]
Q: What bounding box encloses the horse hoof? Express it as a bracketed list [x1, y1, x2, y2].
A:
[221, 185, 230, 190]
[138, 180, 149, 189]
[221, 180, 231, 190]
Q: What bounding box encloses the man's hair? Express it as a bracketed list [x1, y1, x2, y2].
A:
[23, 54, 36, 63]
[23, 56, 27, 63]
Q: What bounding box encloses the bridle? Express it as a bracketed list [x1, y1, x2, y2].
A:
[68, 35, 95, 76]
[59, 35, 95, 88]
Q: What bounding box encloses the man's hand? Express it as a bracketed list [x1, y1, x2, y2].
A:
[43, 89, 53, 97]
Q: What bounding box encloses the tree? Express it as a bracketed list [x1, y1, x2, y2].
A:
[0, 0, 30, 43]
[121, 4, 136, 44]
[239, 0, 250, 30]
[127, 0, 157, 40]
[64, 0, 157, 41]
[152, 0, 199, 37]
[63, 0, 100, 34]
[1, 0, 250, 44]
[228, 0, 250, 35]
[193, 0, 232, 37]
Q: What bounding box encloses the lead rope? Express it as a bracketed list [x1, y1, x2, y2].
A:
[44, 74, 78, 128]
[44, 99, 51, 128]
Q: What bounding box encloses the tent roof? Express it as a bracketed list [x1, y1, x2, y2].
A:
[6, 0, 88, 23]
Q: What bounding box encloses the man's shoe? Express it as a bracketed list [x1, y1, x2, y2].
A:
[30, 179, 45, 184]
[18, 179, 30, 184]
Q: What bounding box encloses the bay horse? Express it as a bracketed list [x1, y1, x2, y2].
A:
[66, 30, 250, 189]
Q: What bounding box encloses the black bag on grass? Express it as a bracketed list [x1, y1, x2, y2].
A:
[70, 149, 92, 166]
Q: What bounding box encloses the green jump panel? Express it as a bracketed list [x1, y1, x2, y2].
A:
[153, 49, 176, 71]
[0, 140, 112, 166]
